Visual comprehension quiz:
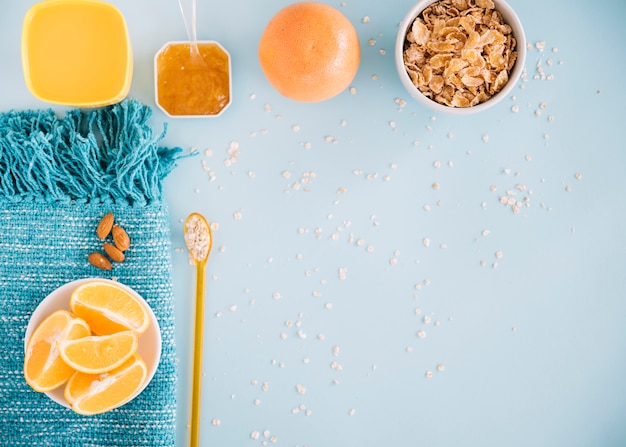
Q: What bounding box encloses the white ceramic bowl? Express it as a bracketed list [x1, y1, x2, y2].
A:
[395, 0, 526, 114]
[24, 278, 161, 410]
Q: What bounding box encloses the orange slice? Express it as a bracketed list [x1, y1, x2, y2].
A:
[65, 353, 147, 415]
[24, 310, 90, 392]
[69, 280, 150, 335]
[58, 330, 138, 374]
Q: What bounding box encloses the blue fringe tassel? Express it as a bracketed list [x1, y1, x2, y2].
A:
[0, 99, 183, 206]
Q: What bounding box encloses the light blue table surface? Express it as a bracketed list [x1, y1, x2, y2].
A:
[2, 1, 626, 446]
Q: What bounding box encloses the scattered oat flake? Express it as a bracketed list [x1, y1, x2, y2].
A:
[330, 361, 341, 370]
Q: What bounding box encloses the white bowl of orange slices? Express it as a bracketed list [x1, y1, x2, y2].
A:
[23, 278, 161, 415]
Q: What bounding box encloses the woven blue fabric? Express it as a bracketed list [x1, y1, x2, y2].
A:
[0, 100, 182, 446]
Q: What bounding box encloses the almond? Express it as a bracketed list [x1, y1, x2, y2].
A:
[88, 252, 112, 271]
[103, 243, 125, 263]
[112, 225, 131, 251]
[96, 213, 115, 239]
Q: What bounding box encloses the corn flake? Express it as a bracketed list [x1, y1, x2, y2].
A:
[402, 0, 518, 108]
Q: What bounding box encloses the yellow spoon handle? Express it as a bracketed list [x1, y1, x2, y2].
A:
[190, 261, 206, 447]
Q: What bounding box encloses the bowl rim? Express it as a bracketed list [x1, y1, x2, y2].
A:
[153, 40, 233, 119]
[21, 0, 133, 108]
[24, 277, 162, 410]
[395, 0, 527, 115]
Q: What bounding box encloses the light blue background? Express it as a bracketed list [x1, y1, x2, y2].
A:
[2, 1, 625, 446]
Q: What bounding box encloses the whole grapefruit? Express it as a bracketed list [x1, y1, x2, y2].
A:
[258, 2, 360, 102]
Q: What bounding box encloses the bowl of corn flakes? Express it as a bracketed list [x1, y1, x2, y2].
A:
[395, 0, 526, 114]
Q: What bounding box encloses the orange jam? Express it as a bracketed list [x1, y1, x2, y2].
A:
[156, 42, 230, 116]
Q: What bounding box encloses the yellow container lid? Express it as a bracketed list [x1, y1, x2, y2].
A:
[21, 0, 133, 107]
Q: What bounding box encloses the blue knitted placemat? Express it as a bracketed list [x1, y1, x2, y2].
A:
[0, 100, 182, 446]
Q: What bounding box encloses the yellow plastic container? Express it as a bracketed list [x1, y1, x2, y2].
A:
[21, 0, 133, 107]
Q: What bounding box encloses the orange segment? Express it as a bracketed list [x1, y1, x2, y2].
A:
[258, 1, 360, 102]
[64, 353, 141, 404]
[24, 310, 90, 392]
[70, 280, 150, 335]
[65, 353, 147, 415]
[58, 330, 138, 374]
